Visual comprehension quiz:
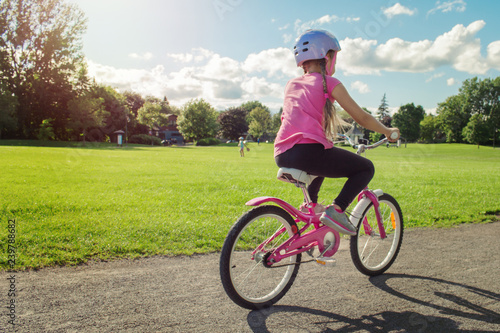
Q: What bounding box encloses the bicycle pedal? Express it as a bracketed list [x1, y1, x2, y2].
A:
[315, 257, 336, 267]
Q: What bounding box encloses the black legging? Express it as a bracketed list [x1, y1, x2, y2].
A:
[275, 144, 374, 211]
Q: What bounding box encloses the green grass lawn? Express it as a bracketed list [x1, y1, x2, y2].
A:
[1, 141, 499, 270]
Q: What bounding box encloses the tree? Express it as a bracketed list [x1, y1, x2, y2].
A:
[375, 94, 392, 128]
[437, 76, 500, 144]
[369, 132, 382, 142]
[0, 84, 18, 139]
[357, 107, 373, 140]
[247, 107, 271, 140]
[177, 98, 218, 142]
[217, 107, 248, 141]
[137, 102, 163, 145]
[36, 118, 55, 141]
[0, 0, 87, 138]
[463, 113, 491, 148]
[377, 94, 390, 119]
[123, 90, 154, 138]
[269, 108, 283, 136]
[93, 85, 129, 140]
[241, 101, 270, 115]
[459, 77, 500, 146]
[437, 94, 469, 143]
[123, 91, 145, 118]
[137, 97, 173, 133]
[145, 95, 171, 115]
[67, 92, 107, 142]
[392, 103, 425, 142]
[420, 115, 436, 143]
[137, 102, 164, 133]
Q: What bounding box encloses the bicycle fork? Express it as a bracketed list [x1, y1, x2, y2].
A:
[356, 189, 387, 239]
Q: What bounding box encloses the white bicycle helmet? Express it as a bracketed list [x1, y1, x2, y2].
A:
[293, 29, 341, 68]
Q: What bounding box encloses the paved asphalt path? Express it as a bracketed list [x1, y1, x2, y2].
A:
[2, 222, 499, 332]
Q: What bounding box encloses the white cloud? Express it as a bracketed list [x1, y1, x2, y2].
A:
[86, 19, 499, 113]
[294, 14, 361, 35]
[427, 0, 466, 16]
[487, 41, 500, 71]
[315, 14, 341, 25]
[241, 77, 283, 99]
[383, 3, 417, 18]
[87, 61, 189, 99]
[425, 72, 445, 82]
[338, 38, 380, 75]
[166, 53, 193, 63]
[426, 107, 438, 115]
[210, 80, 244, 100]
[166, 48, 215, 63]
[447, 78, 457, 86]
[198, 54, 241, 81]
[129, 52, 154, 61]
[283, 33, 293, 44]
[340, 20, 496, 76]
[278, 24, 289, 31]
[346, 17, 361, 23]
[350, 81, 371, 94]
[243, 47, 299, 78]
[86, 47, 290, 110]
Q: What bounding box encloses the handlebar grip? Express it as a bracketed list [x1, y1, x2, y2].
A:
[390, 132, 399, 140]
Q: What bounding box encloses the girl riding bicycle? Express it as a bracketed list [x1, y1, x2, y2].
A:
[274, 29, 400, 236]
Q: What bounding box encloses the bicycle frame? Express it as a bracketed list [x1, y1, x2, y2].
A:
[246, 186, 386, 266]
[246, 135, 391, 266]
[247, 196, 340, 264]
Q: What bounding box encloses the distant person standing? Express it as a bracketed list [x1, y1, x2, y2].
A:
[239, 137, 249, 157]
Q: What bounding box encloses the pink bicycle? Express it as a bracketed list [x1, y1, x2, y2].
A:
[220, 134, 404, 309]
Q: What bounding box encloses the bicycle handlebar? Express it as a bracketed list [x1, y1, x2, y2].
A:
[338, 133, 388, 155]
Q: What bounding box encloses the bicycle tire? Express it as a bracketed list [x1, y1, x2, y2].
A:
[350, 193, 404, 276]
[220, 205, 301, 309]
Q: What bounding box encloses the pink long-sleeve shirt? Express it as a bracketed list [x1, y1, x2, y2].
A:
[274, 73, 342, 157]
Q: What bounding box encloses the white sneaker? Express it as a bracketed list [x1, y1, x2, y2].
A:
[320, 206, 357, 236]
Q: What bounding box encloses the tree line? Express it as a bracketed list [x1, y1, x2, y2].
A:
[1, 0, 498, 146]
[0, 0, 178, 142]
[0, 0, 277, 143]
[387, 76, 499, 147]
[179, 99, 280, 143]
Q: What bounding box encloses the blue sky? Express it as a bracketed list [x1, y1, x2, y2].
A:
[68, 0, 500, 115]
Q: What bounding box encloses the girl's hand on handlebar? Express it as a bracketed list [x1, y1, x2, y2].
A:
[387, 128, 400, 142]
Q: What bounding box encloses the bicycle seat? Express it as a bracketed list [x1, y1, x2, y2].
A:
[277, 168, 318, 186]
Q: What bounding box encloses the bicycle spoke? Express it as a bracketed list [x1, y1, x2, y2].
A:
[361, 237, 382, 263]
[233, 256, 261, 287]
[245, 263, 265, 298]
[220, 206, 302, 308]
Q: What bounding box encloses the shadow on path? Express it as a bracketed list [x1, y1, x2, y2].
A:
[246, 274, 499, 332]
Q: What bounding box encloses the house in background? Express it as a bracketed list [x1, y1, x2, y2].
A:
[345, 123, 365, 144]
[150, 114, 184, 145]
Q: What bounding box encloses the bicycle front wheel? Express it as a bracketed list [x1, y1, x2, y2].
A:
[350, 193, 403, 276]
[220, 205, 301, 310]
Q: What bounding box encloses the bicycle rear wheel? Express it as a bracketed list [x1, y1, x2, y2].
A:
[350, 193, 403, 276]
[220, 205, 301, 309]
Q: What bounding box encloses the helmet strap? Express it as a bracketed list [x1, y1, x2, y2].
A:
[326, 52, 337, 76]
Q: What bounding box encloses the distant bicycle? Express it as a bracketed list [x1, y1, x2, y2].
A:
[220, 133, 404, 309]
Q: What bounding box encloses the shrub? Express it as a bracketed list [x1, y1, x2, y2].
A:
[129, 134, 162, 146]
[37, 119, 55, 141]
[196, 138, 220, 146]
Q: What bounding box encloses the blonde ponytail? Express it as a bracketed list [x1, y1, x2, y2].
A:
[319, 57, 349, 141]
